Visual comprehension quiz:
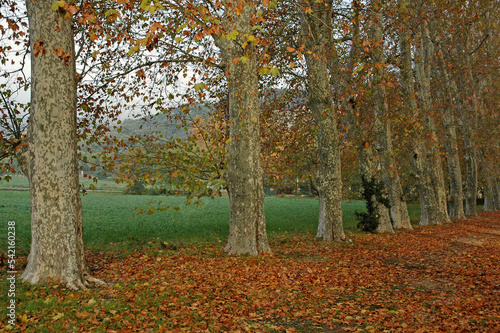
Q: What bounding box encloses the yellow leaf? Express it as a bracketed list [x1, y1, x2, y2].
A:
[52, 313, 64, 320]
[240, 56, 249, 64]
[246, 35, 257, 44]
[227, 30, 239, 40]
[251, 117, 257, 123]
[51, 1, 66, 11]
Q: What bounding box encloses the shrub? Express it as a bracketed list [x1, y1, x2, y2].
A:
[355, 175, 390, 233]
[124, 181, 147, 195]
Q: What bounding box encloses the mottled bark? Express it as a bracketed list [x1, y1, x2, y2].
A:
[454, 35, 479, 216]
[480, 10, 498, 212]
[371, 2, 411, 230]
[302, 0, 344, 242]
[216, 1, 270, 255]
[316, 195, 326, 239]
[398, 13, 446, 226]
[437, 76, 465, 220]
[22, 0, 101, 289]
[443, 114, 466, 219]
[454, 97, 478, 217]
[414, 23, 450, 224]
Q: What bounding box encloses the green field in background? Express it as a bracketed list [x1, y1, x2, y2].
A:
[0, 187, 421, 254]
[0, 176, 125, 191]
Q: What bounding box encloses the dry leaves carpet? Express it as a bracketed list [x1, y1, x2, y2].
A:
[3, 212, 500, 332]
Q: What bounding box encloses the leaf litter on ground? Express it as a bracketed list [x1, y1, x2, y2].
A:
[1, 212, 499, 332]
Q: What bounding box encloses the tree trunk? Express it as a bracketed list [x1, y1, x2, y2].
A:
[398, 12, 447, 226]
[454, 32, 479, 216]
[480, 10, 500, 212]
[436, 74, 465, 220]
[443, 116, 466, 219]
[371, 2, 411, 230]
[302, 0, 345, 241]
[22, 0, 100, 289]
[455, 89, 478, 216]
[463, 146, 478, 216]
[414, 23, 450, 224]
[216, 1, 270, 255]
[482, 157, 499, 211]
[496, 179, 500, 211]
[316, 195, 326, 239]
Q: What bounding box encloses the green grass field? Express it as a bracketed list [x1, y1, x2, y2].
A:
[0, 183, 422, 255]
[0, 176, 125, 191]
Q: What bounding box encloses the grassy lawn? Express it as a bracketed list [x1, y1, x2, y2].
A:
[0, 187, 420, 254]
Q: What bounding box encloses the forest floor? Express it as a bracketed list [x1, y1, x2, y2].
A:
[2, 212, 499, 332]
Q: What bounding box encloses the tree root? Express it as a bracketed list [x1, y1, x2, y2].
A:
[84, 275, 107, 287]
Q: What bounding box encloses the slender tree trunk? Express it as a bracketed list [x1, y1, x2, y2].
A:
[481, 10, 500, 212]
[455, 91, 478, 216]
[496, 178, 500, 211]
[435, 73, 466, 220]
[398, 11, 446, 226]
[443, 113, 466, 219]
[316, 195, 326, 238]
[22, 0, 100, 289]
[457, 90, 479, 217]
[463, 147, 478, 215]
[371, 1, 411, 230]
[414, 23, 450, 224]
[301, 0, 345, 241]
[481, 156, 499, 211]
[216, 1, 270, 255]
[454, 34, 479, 216]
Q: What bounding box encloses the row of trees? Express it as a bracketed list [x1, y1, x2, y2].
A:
[0, 0, 498, 288]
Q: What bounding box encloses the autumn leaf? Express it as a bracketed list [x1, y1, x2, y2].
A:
[52, 47, 71, 66]
[51, 1, 66, 11]
[239, 56, 249, 64]
[149, 22, 166, 33]
[193, 82, 206, 92]
[227, 30, 239, 40]
[136, 69, 146, 78]
[33, 39, 47, 57]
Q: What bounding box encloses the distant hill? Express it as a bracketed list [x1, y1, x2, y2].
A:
[114, 104, 213, 140]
